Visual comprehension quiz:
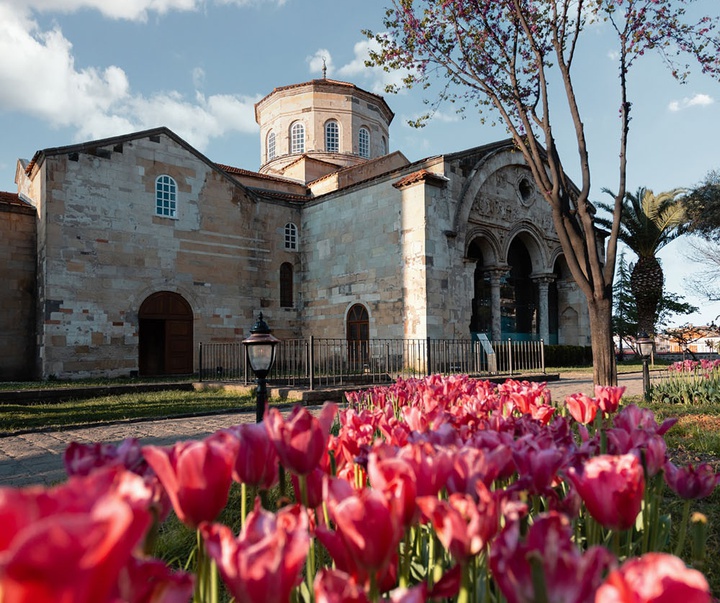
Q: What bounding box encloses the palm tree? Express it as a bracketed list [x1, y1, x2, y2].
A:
[595, 187, 686, 336]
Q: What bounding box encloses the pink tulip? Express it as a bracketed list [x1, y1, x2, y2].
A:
[320, 477, 403, 576]
[664, 462, 719, 499]
[594, 385, 625, 415]
[0, 469, 153, 603]
[613, 404, 677, 436]
[368, 450, 418, 528]
[142, 437, 234, 529]
[567, 453, 645, 530]
[201, 501, 309, 603]
[265, 402, 337, 475]
[595, 552, 710, 603]
[490, 512, 612, 603]
[224, 422, 279, 489]
[64, 438, 148, 477]
[565, 393, 598, 424]
[417, 481, 499, 564]
[314, 569, 370, 603]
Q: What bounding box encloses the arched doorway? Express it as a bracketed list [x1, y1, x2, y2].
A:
[346, 304, 369, 366]
[138, 291, 193, 376]
[504, 239, 536, 339]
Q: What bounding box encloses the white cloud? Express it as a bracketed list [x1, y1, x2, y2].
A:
[337, 36, 416, 96]
[668, 93, 715, 112]
[0, 2, 259, 150]
[4, 0, 200, 22]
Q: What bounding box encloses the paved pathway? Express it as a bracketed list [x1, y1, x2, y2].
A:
[0, 372, 645, 488]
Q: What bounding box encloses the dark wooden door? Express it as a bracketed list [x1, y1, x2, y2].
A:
[138, 292, 193, 375]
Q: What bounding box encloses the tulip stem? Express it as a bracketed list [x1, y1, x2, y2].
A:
[457, 562, 471, 603]
[674, 499, 692, 557]
[299, 474, 316, 603]
[241, 482, 247, 530]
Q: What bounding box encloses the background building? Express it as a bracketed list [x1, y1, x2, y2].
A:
[0, 78, 590, 380]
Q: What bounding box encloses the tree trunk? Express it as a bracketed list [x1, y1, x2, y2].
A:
[587, 296, 618, 387]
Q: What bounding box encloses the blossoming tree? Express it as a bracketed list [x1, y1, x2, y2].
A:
[365, 0, 720, 385]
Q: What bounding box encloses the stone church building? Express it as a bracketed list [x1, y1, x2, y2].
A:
[0, 78, 590, 380]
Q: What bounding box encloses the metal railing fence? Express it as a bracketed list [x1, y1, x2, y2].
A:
[198, 337, 545, 389]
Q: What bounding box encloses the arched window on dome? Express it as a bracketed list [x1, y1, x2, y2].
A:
[290, 122, 305, 154]
[358, 127, 370, 158]
[381, 136, 387, 155]
[325, 120, 339, 153]
[267, 131, 276, 161]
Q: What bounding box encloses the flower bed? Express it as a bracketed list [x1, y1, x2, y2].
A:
[1, 374, 718, 602]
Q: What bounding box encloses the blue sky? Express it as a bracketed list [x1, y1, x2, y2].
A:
[1, 0, 719, 328]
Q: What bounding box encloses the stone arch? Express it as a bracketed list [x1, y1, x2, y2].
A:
[450, 143, 529, 236]
[138, 291, 193, 376]
[464, 227, 501, 265]
[503, 222, 550, 273]
[465, 229, 503, 336]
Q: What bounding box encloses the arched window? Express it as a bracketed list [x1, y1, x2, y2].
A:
[290, 122, 305, 154]
[346, 304, 369, 364]
[267, 131, 276, 161]
[280, 263, 294, 308]
[358, 127, 370, 158]
[381, 136, 387, 155]
[284, 222, 298, 250]
[155, 175, 177, 218]
[325, 120, 339, 152]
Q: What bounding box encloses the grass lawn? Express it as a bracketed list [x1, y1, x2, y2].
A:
[0, 389, 259, 435]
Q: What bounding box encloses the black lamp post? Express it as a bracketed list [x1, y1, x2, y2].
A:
[636, 331, 654, 400]
[242, 313, 280, 423]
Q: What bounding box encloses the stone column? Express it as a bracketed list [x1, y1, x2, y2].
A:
[533, 275, 555, 343]
[489, 269, 507, 341]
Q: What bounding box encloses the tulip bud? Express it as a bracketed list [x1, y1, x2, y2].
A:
[690, 512, 708, 568]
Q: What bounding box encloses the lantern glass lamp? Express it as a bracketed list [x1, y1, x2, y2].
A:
[242, 313, 280, 422]
[636, 331, 654, 400]
[636, 331, 654, 358]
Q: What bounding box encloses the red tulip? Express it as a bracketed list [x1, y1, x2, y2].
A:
[142, 437, 234, 529]
[397, 441, 453, 497]
[0, 469, 153, 603]
[201, 501, 309, 603]
[115, 556, 194, 603]
[490, 512, 612, 603]
[664, 462, 720, 499]
[565, 393, 598, 425]
[595, 553, 711, 603]
[225, 423, 279, 489]
[567, 453, 645, 530]
[265, 402, 337, 475]
[594, 385, 625, 415]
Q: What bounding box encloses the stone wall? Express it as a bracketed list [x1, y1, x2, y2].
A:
[22, 132, 302, 378]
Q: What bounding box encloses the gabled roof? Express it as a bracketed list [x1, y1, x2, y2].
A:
[22, 126, 263, 201]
